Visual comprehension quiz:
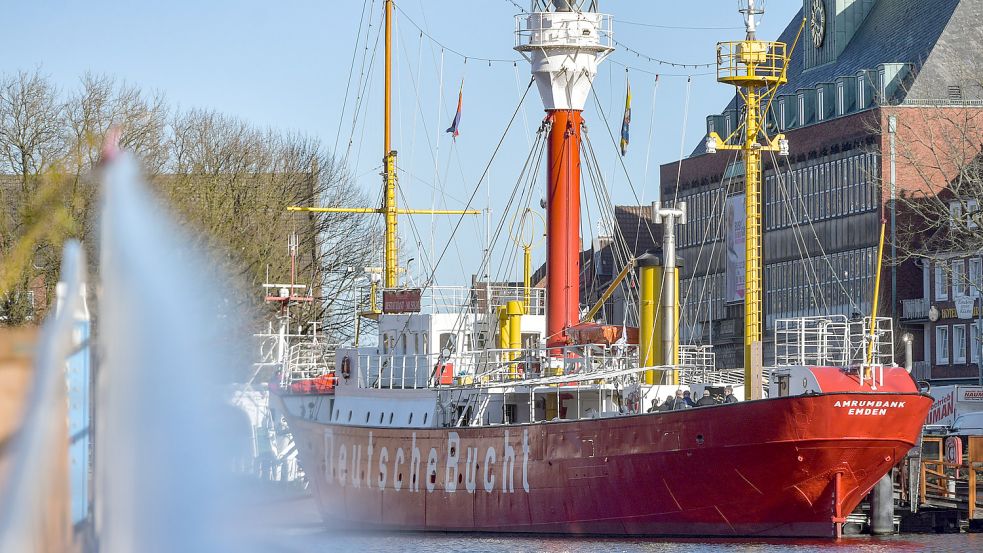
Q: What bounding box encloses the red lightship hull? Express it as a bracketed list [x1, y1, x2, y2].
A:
[287, 391, 931, 538]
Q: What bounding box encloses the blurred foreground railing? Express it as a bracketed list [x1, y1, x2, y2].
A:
[0, 242, 86, 553]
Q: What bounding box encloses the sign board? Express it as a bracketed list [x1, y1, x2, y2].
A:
[383, 288, 422, 313]
[926, 385, 983, 427]
[960, 387, 983, 402]
[954, 296, 976, 319]
[725, 194, 746, 303]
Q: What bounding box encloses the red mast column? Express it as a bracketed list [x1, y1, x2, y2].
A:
[545, 109, 583, 348]
[513, 4, 612, 350]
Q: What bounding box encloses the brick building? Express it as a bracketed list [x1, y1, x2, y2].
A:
[659, 0, 983, 372]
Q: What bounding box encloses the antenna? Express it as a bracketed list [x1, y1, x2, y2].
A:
[738, 0, 765, 39]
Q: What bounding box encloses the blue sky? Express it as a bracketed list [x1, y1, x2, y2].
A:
[4, 0, 801, 286]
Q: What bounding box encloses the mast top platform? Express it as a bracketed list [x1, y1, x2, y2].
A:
[715, 40, 788, 89]
[717, 1, 787, 89]
[514, 0, 613, 111]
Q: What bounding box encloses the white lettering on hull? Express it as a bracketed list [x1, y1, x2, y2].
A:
[832, 399, 906, 416]
[322, 428, 533, 495]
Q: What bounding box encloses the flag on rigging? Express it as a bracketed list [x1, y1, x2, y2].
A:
[619, 76, 631, 156]
[446, 84, 463, 138]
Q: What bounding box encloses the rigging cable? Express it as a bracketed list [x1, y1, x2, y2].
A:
[586, 79, 658, 249]
[394, 2, 519, 64]
[770, 152, 831, 314]
[333, 0, 372, 154]
[634, 74, 660, 255]
[671, 76, 693, 208]
[421, 76, 535, 291]
[774, 150, 861, 313]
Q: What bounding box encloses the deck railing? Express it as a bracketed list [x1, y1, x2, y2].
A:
[913, 435, 983, 521]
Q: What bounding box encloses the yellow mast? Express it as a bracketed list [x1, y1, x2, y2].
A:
[289, 0, 478, 305]
[706, 1, 799, 399]
[383, 0, 397, 288]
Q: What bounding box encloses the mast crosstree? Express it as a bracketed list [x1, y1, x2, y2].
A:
[289, 0, 478, 296]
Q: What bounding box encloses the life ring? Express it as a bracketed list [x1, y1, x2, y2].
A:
[341, 356, 352, 380]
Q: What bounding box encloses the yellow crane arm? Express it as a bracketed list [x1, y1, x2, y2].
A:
[580, 258, 636, 324]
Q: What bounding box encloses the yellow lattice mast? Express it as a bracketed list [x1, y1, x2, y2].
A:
[705, 0, 795, 399]
[289, 0, 478, 304]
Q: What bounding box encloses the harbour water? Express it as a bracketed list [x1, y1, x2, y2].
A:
[267, 527, 983, 553]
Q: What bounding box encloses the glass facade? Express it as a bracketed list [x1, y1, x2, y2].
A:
[677, 150, 881, 336]
[764, 152, 879, 231]
[764, 247, 876, 328]
[676, 187, 725, 249]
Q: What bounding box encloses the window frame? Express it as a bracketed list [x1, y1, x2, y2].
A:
[955, 325, 968, 364]
[973, 323, 981, 365]
[935, 263, 948, 301]
[937, 325, 950, 365]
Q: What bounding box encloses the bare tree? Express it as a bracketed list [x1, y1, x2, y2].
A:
[0, 69, 66, 188]
[161, 109, 378, 342]
[0, 70, 377, 336]
[892, 106, 983, 259]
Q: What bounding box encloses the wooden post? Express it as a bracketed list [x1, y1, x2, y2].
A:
[970, 465, 976, 520]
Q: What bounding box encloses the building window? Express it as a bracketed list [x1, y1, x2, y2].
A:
[955, 325, 968, 364]
[778, 99, 786, 131]
[797, 94, 805, 124]
[973, 324, 981, 364]
[953, 260, 966, 297]
[878, 68, 886, 102]
[725, 114, 732, 136]
[937, 325, 950, 365]
[836, 82, 845, 115]
[935, 263, 948, 301]
[950, 201, 963, 228]
[858, 76, 866, 108]
[970, 258, 982, 296]
[817, 88, 824, 121]
[968, 199, 979, 229]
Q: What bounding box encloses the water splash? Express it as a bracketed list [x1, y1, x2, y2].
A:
[97, 151, 260, 553]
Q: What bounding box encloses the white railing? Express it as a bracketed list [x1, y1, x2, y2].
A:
[774, 316, 851, 366]
[902, 298, 930, 319]
[361, 285, 546, 316]
[515, 10, 613, 50]
[280, 339, 335, 389]
[0, 242, 85, 552]
[352, 342, 642, 390]
[679, 344, 716, 371]
[774, 315, 895, 367]
[848, 317, 896, 367]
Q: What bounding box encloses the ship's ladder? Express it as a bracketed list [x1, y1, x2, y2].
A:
[469, 394, 492, 427]
[454, 393, 476, 427]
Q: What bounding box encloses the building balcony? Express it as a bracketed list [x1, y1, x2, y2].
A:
[901, 298, 930, 320]
[911, 360, 931, 382]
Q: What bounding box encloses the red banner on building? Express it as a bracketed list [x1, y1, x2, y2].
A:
[383, 289, 422, 313]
